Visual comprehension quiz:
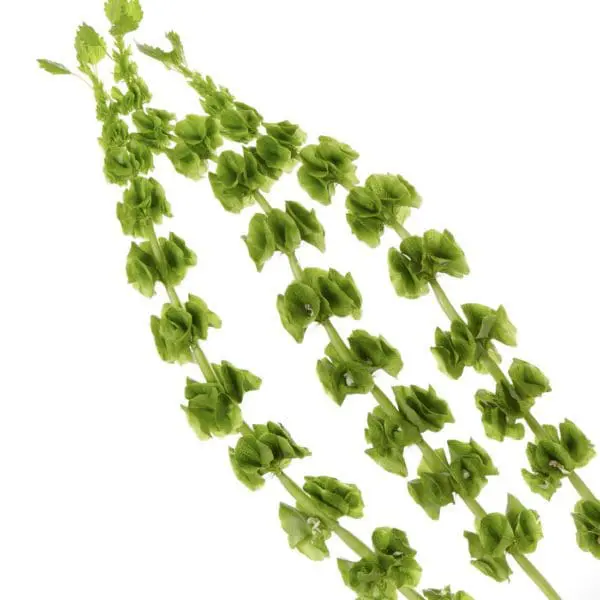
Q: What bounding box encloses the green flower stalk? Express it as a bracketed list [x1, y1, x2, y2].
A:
[39, 5, 472, 600]
[128, 25, 563, 600]
[134, 21, 597, 564]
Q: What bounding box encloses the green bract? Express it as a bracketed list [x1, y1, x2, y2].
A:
[523, 420, 595, 499]
[132, 108, 175, 151]
[573, 500, 600, 559]
[346, 174, 421, 247]
[116, 176, 171, 237]
[267, 209, 302, 254]
[209, 149, 265, 213]
[182, 378, 243, 440]
[365, 407, 419, 477]
[388, 230, 469, 299]
[279, 503, 331, 561]
[229, 422, 310, 490]
[105, 0, 144, 36]
[303, 476, 365, 519]
[298, 136, 359, 204]
[394, 385, 454, 434]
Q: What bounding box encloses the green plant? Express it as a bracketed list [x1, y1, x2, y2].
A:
[133, 20, 597, 567]
[38, 4, 474, 600]
[120, 23, 565, 599]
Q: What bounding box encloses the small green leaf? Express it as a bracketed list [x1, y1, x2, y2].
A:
[37, 59, 72, 75]
[105, 0, 144, 36]
[75, 24, 107, 66]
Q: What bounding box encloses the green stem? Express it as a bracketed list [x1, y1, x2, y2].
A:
[512, 553, 563, 600]
[429, 279, 463, 323]
[276, 471, 375, 559]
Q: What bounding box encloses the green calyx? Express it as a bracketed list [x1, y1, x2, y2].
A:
[346, 174, 421, 247]
[265, 121, 307, 158]
[465, 496, 543, 582]
[303, 476, 365, 520]
[408, 439, 497, 519]
[168, 114, 223, 179]
[229, 422, 310, 490]
[338, 528, 422, 598]
[298, 136, 359, 204]
[365, 407, 420, 477]
[244, 204, 325, 272]
[523, 420, 595, 499]
[447, 439, 499, 499]
[408, 450, 455, 520]
[317, 357, 374, 406]
[117, 176, 171, 237]
[182, 362, 260, 440]
[151, 295, 221, 364]
[388, 230, 469, 299]
[209, 149, 266, 213]
[279, 503, 332, 561]
[126, 232, 196, 296]
[573, 499, 600, 559]
[474, 386, 526, 442]
[462, 303, 517, 348]
[394, 385, 454, 434]
[431, 321, 477, 380]
[132, 107, 175, 152]
[424, 587, 474, 600]
[277, 268, 362, 342]
[182, 378, 243, 440]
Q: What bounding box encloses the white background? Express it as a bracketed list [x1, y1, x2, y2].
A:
[2, 1, 600, 598]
